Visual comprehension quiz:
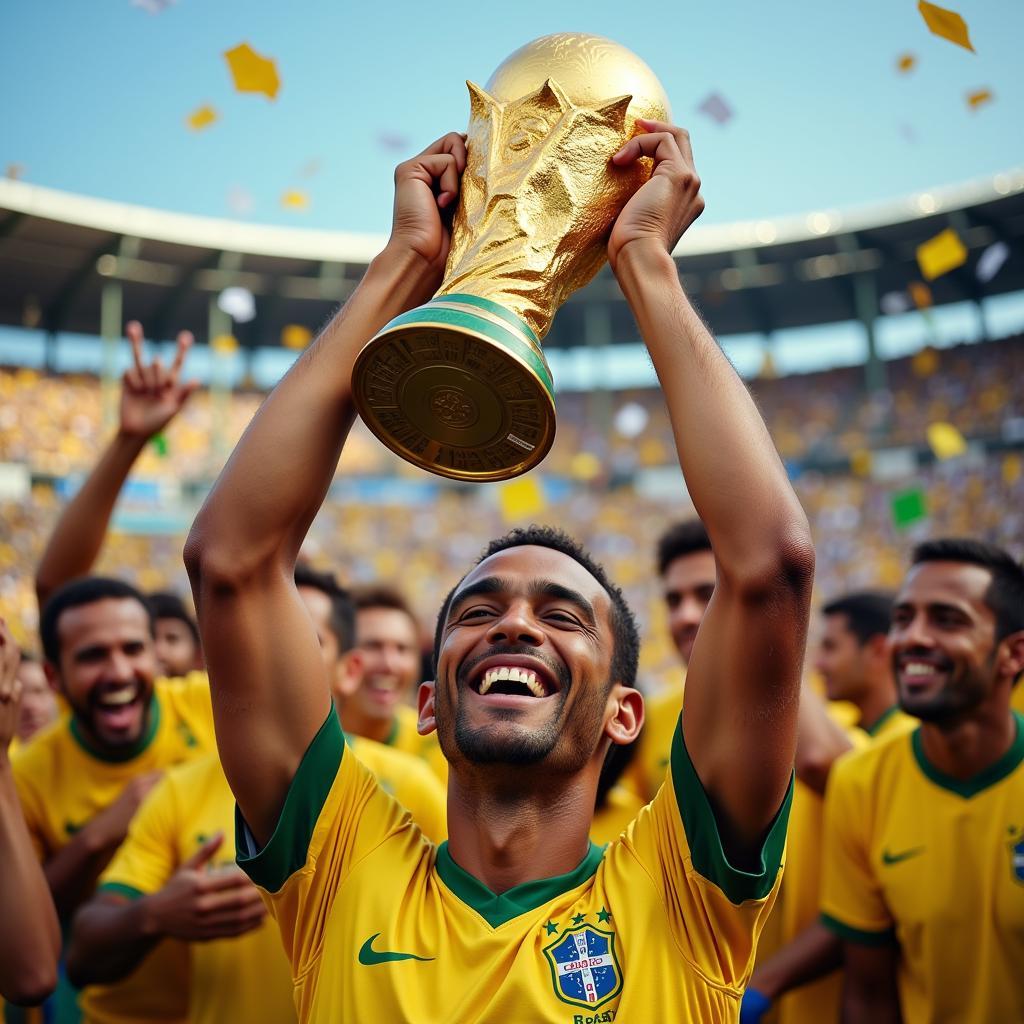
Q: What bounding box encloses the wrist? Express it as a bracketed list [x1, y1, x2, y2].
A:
[366, 245, 440, 316]
[114, 426, 153, 449]
[137, 892, 166, 939]
[748, 968, 782, 1001]
[611, 240, 679, 297]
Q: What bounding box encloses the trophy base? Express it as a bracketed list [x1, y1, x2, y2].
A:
[352, 294, 556, 482]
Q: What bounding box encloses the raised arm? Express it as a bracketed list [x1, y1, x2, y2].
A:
[184, 133, 467, 843]
[609, 122, 814, 857]
[0, 623, 60, 1006]
[35, 324, 197, 610]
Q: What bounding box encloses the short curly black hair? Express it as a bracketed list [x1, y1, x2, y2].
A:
[433, 525, 640, 689]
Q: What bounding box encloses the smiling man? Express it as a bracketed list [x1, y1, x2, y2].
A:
[186, 122, 814, 1022]
[12, 578, 215, 927]
[820, 539, 1024, 1024]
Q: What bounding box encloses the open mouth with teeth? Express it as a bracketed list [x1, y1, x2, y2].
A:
[473, 665, 554, 699]
[91, 683, 145, 737]
[896, 658, 951, 690]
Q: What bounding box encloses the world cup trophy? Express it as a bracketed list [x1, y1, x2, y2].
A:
[352, 33, 671, 481]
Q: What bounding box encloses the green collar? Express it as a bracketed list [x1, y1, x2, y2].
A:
[865, 704, 900, 737]
[434, 841, 604, 929]
[69, 695, 162, 763]
[912, 710, 1024, 798]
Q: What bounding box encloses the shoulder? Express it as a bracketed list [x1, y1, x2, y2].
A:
[831, 727, 916, 794]
[350, 734, 434, 780]
[162, 751, 223, 794]
[11, 714, 71, 780]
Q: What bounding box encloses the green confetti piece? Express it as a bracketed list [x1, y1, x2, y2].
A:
[891, 488, 927, 529]
[151, 433, 169, 458]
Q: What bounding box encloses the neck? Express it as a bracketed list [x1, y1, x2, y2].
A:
[856, 678, 899, 733]
[919, 699, 1017, 780]
[338, 703, 393, 745]
[444, 764, 597, 894]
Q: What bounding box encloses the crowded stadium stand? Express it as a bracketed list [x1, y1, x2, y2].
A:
[1, 171, 1023, 685]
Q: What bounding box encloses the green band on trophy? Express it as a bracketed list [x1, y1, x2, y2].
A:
[351, 32, 671, 481]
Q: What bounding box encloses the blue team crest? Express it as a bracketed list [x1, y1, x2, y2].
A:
[1010, 837, 1024, 885]
[543, 925, 622, 1010]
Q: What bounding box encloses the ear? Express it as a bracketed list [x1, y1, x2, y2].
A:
[866, 633, 889, 667]
[593, 94, 632, 133]
[335, 649, 365, 700]
[466, 81, 499, 122]
[998, 630, 1024, 686]
[604, 685, 644, 746]
[417, 680, 437, 736]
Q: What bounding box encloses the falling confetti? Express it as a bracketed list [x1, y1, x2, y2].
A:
[376, 131, 410, 152]
[697, 92, 733, 125]
[909, 281, 933, 309]
[186, 105, 218, 131]
[211, 334, 239, 355]
[917, 1, 975, 53]
[281, 190, 310, 211]
[224, 42, 281, 100]
[976, 241, 1009, 283]
[217, 287, 256, 323]
[916, 228, 968, 281]
[499, 478, 546, 522]
[966, 88, 993, 111]
[891, 487, 928, 529]
[896, 53, 917, 73]
[227, 185, 254, 215]
[926, 422, 968, 460]
[299, 158, 323, 178]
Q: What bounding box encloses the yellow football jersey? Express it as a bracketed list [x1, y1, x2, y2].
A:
[385, 702, 448, 782]
[1011, 681, 1024, 715]
[619, 677, 683, 803]
[238, 710, 791, 1023]
[862, 704, 915, 743]
[589, 784, 645, 846]
[11, 673, 215, 862]
[821, 712, 1024, 1024]
[96, 754, 296, 1024]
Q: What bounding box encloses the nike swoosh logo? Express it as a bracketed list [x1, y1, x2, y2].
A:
[357, 932, 435, 966]
[882, 846, 925, 865]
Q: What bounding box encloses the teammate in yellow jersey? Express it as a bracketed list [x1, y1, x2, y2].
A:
[5, 651, 59, 760]
[347, 585, 447, 778]
[185, 121, 817, 1022]
[743, 592, 914, 1024]
[65, 566, 446, 1024]
[821, 538, 1024, 1024]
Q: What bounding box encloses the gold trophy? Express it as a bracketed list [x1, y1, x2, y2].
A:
[352, 33, 670, 481]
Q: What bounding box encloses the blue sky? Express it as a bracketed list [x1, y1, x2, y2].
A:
[2, 0, 1022, 234]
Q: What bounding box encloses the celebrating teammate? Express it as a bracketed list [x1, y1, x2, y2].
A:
[185, 123, 815, 1020]
[821, 539, 1024, 1023]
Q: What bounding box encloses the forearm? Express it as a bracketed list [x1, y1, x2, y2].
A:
[615, 243, 811, 581]
[36, 430, 147, 608]
[750, 921, 843, 1001]
[186, 249, 434, 579]
[795, 685, 854, 795]
[67, 896, 160, 987]
[0, 761, 59, 1005]
[43, 818, 123, 919]
[842, 989, 903, 1024]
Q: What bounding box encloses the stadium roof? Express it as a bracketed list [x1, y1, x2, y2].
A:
[1, 168, 1022, 351]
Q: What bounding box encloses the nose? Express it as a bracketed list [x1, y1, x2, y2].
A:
[107, 650, 136, 682]
[892, 612, 933, 652]
[486, 601, 543, 647]
[672, 595, 705, 630]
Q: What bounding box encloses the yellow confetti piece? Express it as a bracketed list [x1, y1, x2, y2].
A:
[916, 228, 968, 281]
[909, 281, 933, 309]
[186, 104, 218, 131]
[912, 346, 939, 377]
[211, 334, 239, 354]
[917, 1, 975, 52]
[223, 42, 281, 100]
[927, 421, 967, 460]
[896, 53, 917, 73]
[281, 190, 310, 211]
[498, 478, 546, 523]
[1003, 454, 1022, 485]
[966, 88, 993, 110]
[850, 449, 873, 478]
[281, 324, 313, 350]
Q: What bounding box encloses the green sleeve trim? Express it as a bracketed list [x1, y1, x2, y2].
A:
[235, 707, 344, 893]
[820, 912, 898, 947]
[96, 882, 146, 901]
[671, 714, 793, 904]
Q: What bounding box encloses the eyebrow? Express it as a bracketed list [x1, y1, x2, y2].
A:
[450, 575, 597, 625]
